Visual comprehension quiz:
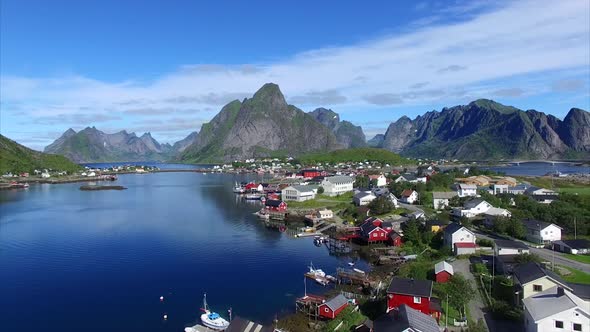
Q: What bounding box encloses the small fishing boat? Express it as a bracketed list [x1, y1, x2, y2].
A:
[200, 293, 230, 330]
[348, 262, 355, 267]
[353, 268, 366, 274]
[232, 182, 245, 194]
[315, 278, 329, 286]
[307, 263, 326, 278]
[244, 193, 263, 200]
[9, 182, 29, 189]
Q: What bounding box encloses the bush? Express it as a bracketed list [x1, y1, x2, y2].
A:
[473, 263, 489, 275]
[476, 238, 494, 247]
[490, 300, 523, 321]
[317, 186, 324, 194]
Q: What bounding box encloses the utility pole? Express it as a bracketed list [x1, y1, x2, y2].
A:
[446, 293, 449, 329]
[552, 241, 555, 271]
[574, 217, 577, 239]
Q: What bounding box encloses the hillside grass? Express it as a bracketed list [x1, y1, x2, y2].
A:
[559, 266, 590, 284]
[563, 254, 590, 264]
[298, 148, 414, 165]
[0, 135, 82, 174]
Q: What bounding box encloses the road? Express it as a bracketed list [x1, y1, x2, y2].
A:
[451, 259, 488, 330]
[398, 202, 425, 215]
[472, 230, 590, 274]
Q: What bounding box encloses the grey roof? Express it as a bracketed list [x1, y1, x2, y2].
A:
[288, 185, 317, 192]
[432, 191, 457, 199]
[443, 222, 465, 235]
[513, 262, 567, 286]
[509, 184, 529, 191]
[434, 261, 454, 275]
[225, 316, 273, 332]
[401, 173, 417, 181]
[354, 192, 375, 199]
[464, 198, 487, 209]
[523, 286, 586, 322]
[522, 219, 561, 231]
[555, 239, 590, 250]
[374, 305, 439, 332]
[494, 239, 528, 249]
[569, 283, 590, 300]
[322, 294, 348, 311]
[458, 183, 477, 189]
[387, 277, 432, 297]
[524, 186, 542, 194]
[323, 176, 354, 184]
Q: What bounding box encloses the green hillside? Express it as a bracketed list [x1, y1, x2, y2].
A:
[297, 148, 414, 165]
[0, 134, 82, 174]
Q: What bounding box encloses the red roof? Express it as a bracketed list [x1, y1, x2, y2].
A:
[454, 242, 476, 248]
[401, 189, 414, 197]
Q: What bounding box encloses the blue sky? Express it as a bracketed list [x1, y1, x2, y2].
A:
[1, 0, 589, 150]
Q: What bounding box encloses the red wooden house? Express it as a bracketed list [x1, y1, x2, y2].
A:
[434, 261, 454, 283]
[318, 294, 348, 319]
[386, 277, 441, 320]
[388, 231, 402, 247]
[359, 217, 389, 243]
[298, 169, 327, 179]
[265, 199, 287, 212]
[244, 182, 263, 192]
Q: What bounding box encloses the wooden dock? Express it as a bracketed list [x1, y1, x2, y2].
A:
[184, 324, 218, 332]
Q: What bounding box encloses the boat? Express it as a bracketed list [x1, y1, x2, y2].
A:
[232, 182, 245, 194]
[353, 268, 366, 274]
[348, 262, 355, 267]
[200, 293, 230, 330]
[315, 278, 329, 286]
[244, 193, 263, 200]
[307, 263, 326, 278]
[9, 182, 29, 189]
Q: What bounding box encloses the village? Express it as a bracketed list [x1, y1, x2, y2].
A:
[2, 157, 589, 332]
[209, 158, 589, 332]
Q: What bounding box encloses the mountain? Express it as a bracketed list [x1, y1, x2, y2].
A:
[380, 99, 590, 160]
[367, 134, 385, 148]
[0, 134, 81, 174]
[309, 108, 367, 148]
[180, 83, 342, 162]
[45, 127, 174, 163]
[172, 131, 198, 153]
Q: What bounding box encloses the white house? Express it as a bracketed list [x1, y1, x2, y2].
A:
[483, 207, 512, 225]
[525, 186, 558, 196]
[400, 189, 419, 204]
[354, 192, 376, 206]
[394, 174, 425, 183]
[432, 192, 457, 210]
[457, 184, 477, 197]
[316, 209, 334, 219]
[321, 176, 354, 196]
[492, 184, 509, 195]
[523, 286, 589, 332]
[553, 239, 590, 255]
[494, 239, 530, 256]
[522, 219, 562, 244]
[41, 172, 51, 178]
[443, 223, 476, 254]
[452, 198, 492, 218]
[282, 185, 318, 202]
[368, 174, 387, 187]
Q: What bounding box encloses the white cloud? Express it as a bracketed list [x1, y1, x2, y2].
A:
[1, 0, 589, 146]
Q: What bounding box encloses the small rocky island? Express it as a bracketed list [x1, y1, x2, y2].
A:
[79, 185, 127, 191]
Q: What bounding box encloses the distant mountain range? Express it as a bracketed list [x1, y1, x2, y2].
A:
[42, 83, 589, 163]
[1, 134, 81, 174]
[44, 128, 194, 163]
[376, 99, 589, 160]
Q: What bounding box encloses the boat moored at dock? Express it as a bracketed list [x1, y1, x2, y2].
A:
[199, 294, 230, 331]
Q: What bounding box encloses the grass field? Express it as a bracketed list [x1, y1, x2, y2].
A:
[563, 254, 590, 264]
[558, 187, 590, 196]
[560, 266, 590, 284]
[517, 176, 590, 196]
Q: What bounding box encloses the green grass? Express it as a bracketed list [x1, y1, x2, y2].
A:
[559, 187, 590, 196]
[563, 254, 590, 264]
[559, 266, 590, 284]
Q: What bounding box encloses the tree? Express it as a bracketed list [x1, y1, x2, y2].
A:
[442, 274, 474, 318]
[468, 319, 488, 332]
[459, 216, 472, 229]
[368, 196, 395, 215]
[354, 176, 369, 189]
[402, 219, 423, 246]
[317, 186, 324, 194]
[507, 219, 526, 239]
[514, 253, 542, 265]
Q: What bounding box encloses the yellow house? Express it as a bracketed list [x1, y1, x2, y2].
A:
[513, 262, 571, 303]
[425, 220, 449, 233]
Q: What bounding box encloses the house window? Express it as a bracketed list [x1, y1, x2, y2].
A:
[413, 297, 421, 304]
[533, 285, 542, 292]
[555, 321, 564, 329]
[573, 323, 582, 331]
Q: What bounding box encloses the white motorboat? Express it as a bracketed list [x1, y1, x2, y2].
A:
[232, 182, 245, 194]
[308, 263, 326, 278]
[200, 293, 230, 330]
[244, 193, 263, 200]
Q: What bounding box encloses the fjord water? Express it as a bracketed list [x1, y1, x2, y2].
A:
[0, 172, 361, 332]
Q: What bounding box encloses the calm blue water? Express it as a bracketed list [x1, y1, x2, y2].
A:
[0, 171, 364, 332]
[482, 162, 589, 176]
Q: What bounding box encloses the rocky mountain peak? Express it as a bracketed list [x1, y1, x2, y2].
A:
[249, 83, 288, 111]
[309, 108, 340, 129]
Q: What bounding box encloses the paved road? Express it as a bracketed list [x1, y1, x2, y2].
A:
[472, 230, 590, 274]
[451, 259, 488, 330]
[398, 202, 425, 215]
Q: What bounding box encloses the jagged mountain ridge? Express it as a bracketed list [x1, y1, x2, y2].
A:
[381, 99, 589, 160]
[180, 83, 343, 162]
[309, 108, 367, 148]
